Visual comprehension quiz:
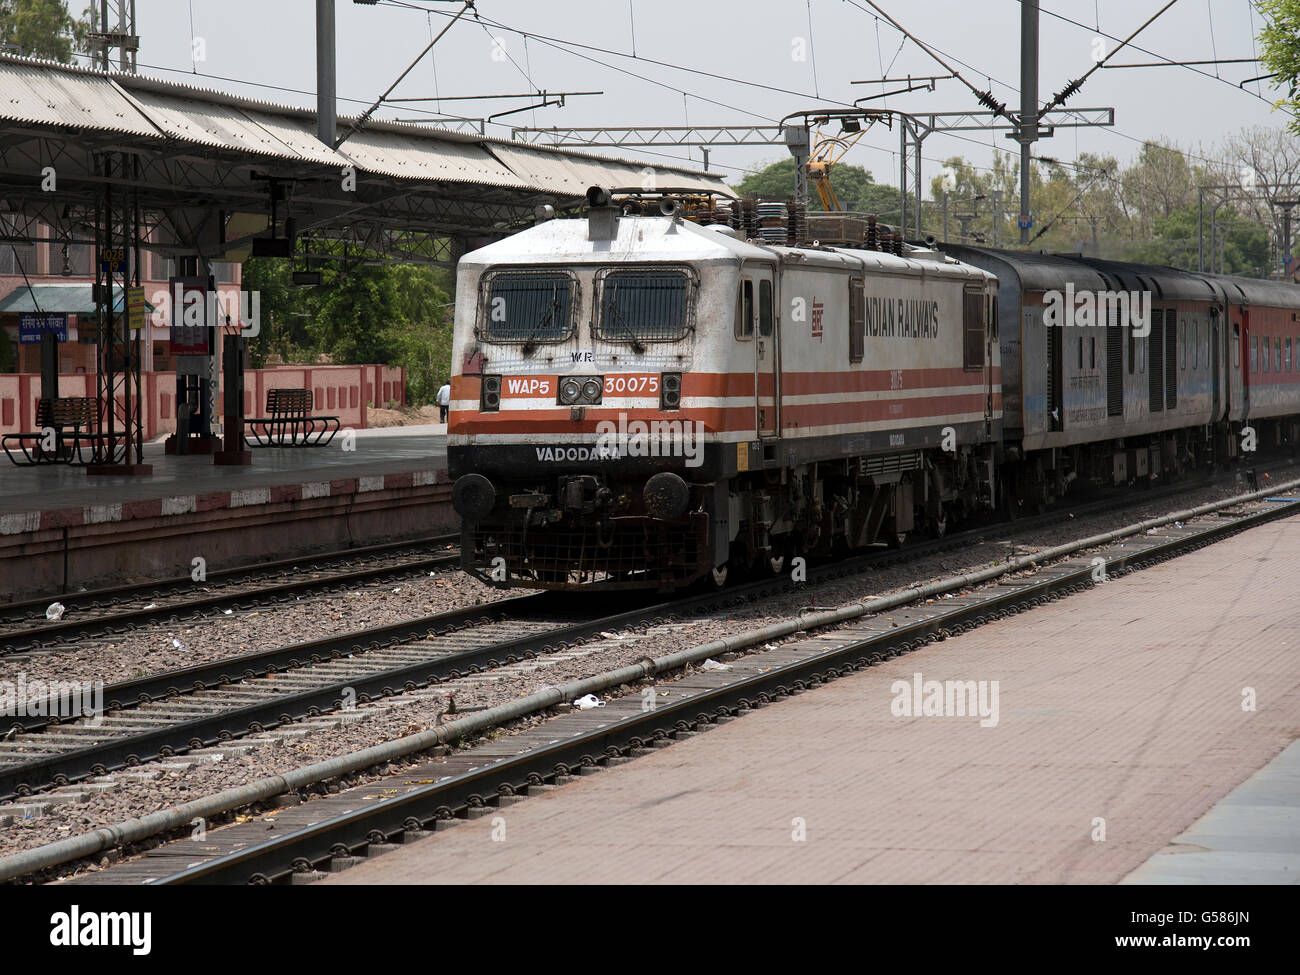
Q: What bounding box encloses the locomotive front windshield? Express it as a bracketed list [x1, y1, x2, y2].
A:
[596, 269, 692, 343]
[482, 270, 575, 343]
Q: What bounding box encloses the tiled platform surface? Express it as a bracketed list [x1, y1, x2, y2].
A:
[1122, 739, 1300, 884]
[325, 514, 1300, 885]
[0, 425, 447, 524]
[0, 426, 451, 598]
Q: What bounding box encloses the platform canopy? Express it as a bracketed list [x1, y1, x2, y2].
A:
[0, 282, 153, 315]
[0, 53, 732, 267]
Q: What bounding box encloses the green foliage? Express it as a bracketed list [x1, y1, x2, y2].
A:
[0, 0, 92, 62]
[241, 251, 453, 406]
[732, 158, 912, 217]
[1257, 0, 1300, 133]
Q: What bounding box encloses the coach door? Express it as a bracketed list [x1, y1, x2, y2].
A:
[1045, 303, 1064, 432]
[754, 268, 779, 438]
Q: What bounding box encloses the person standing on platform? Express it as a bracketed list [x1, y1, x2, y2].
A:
[436, 382, 451, 423]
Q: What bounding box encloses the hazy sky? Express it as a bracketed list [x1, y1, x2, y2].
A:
[101, 0, 1290, 191]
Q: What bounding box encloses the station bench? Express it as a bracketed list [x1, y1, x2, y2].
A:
[244, 387, 340, 447]
[2, 396, 100, 465]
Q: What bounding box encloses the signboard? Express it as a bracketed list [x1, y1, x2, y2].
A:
[168, 275, 211, 356]
[18, 312, 67, 344]
[126, 286, 146, 332]
[99, 247, 126, 273]
[1017, 215, 1033, 230]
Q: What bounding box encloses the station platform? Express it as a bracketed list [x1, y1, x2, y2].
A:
[325, 512, 1300, 885]
[0, 425, 451, 600]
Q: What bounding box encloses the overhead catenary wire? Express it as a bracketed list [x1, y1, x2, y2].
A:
[1040, 0, 1182, 113]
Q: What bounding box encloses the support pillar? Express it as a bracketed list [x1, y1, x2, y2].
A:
[214, 332, 251, 465]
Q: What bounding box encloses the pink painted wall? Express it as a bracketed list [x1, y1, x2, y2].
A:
[0, 365, 405, 438]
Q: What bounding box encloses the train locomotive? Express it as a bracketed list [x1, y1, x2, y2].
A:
[449, 187, 1300, 591]
[448, 188, 1002, 590]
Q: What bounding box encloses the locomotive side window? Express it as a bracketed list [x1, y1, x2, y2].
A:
[735, 279, 754, 340]
[1288, 338, 1293, 372]
[596, 268, 694, 343]
[1128, 322, 1135, 374]
[1276, 337, 1282, 373]
[1251, 335, 1258, 372]
[759, 279, 774, 337]
[1077, 336, 1084, 370]
[1233, 323, 1240, 369]
[1090, 336, 1096, 370]
[962, 288, 983, 370]
[848, 276, 865, 363]
[481, 270, 576, 343]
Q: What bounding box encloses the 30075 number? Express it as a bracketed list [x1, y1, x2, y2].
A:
[603, 374, 660, 395]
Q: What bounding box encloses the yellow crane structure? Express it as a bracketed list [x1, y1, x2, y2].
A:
[805, 126, 865, 213]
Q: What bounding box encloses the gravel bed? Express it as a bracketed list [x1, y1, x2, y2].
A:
[0, 569, 505, 689]
[1, 470, 1289, 868]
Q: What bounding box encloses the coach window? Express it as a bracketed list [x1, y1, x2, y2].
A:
[735, 279, 754, 340]
[1276, 337, 1282, 373]
[1251, 335, 1258, 373]
[1233, 324, 1240, 369]
[759, 279, 774, 337]
[1192, 321, 1199, 369]
[1287, 338, 1293, 372]
[848, 276, 865, 363]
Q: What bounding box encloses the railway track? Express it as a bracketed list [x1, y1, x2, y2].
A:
[0, 534, 461, 654]
[1, 458, 1292, 806]
[26, 478, 1295, 885]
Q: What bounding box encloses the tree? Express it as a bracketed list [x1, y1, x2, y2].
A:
[732, 157, 909, 215]
[241, 249, 453, 406]
[1256, 0, 1300, 133]
[0, 0, 93, 62]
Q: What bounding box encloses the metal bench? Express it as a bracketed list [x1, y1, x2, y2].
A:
[2, 396, 99, 465]
[244, 387, 340, 446]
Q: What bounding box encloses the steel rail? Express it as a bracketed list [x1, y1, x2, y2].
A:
[151, 496, 1300, 885]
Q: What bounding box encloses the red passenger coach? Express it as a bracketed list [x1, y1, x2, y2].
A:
[449, 188, 1002, 590]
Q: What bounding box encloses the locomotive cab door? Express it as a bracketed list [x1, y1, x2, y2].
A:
[754, 269, 779, 439]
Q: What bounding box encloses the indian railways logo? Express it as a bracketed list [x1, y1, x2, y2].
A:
[1042, 284, 1152, 336]
[864, 297, 940, 338]
[811, 299, 825, 341]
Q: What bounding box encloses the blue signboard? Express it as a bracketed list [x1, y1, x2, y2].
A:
[18, 312, 68, 344]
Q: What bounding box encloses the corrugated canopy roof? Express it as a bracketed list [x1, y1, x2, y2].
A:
[0, 54, 731, 198]
[0, 283, 151, 315]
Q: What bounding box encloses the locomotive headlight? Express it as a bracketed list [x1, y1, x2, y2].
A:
[481, 374, 501, 412]
[559, 377, 582, 405]
[661, 372, 682, 410]
[582, 378, 603, 403]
